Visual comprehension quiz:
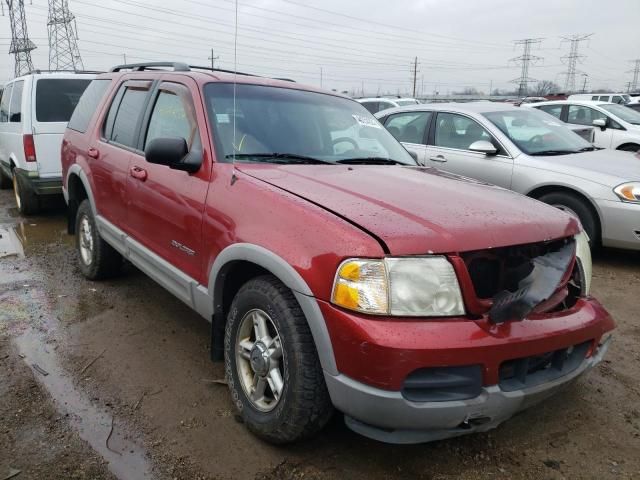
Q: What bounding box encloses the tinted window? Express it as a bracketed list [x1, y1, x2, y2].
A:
[0, 84, 13, 123]
[536, 104, 563, 119]
[599, 96, 609, 101]
[612, 96, 623, 104]
[361, 101, 379, 114]
[9, 81, 23, 123]
[109, 87, 149, 148]
[434, 112, 493, 150]
[567, 105, 607, 126]
[145, 88, 197, 148]
[35, 79, 91, 122]
[591, 96, 599, 100]
[384, 111, 431, 144]
[68, 79, 111, 133]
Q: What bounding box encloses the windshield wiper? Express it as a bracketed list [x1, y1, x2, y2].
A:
[335, 157, 407, 165]
[225, 153, 332, 164]
[578, 146, 598, 152]
[529, 150, 578, 156]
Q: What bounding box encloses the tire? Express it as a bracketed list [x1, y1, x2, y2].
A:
[75, 199, 122, 280]
[538, 191, 599, 247]
[0, 168, 11, 189]
[12, 170, 40, 215]
[225, 275, 333, 444]
[617, 144, 640, 152]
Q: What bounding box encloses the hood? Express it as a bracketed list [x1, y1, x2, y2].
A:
[532, 148, 640, 184]
[238, 164, 580, 255]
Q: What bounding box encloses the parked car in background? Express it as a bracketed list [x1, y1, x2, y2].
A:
[627, 103, 640, 113]
[526, 100, 640, 152]
[356, 96, 419, 114]
[61, 62, 613, 445]
[376, 102, 640, 250]
[568, 93, 630, 104]
[0, 72, 95, 214]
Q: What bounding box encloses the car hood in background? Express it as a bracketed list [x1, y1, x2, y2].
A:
[238, 165, 579, 255]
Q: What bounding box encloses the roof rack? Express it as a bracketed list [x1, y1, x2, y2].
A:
[188, 65, 256, 77]
[109, 62, 190, 72]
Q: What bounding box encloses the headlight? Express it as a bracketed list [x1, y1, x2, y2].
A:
[331, 257, 465, 317]
[574, 231, 592, 296]
[613, 182, 640, 203]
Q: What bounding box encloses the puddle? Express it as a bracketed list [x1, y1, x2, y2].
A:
[13, 328, 154, 480]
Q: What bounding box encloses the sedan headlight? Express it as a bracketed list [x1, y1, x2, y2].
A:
[331, 257, 465, 316]
[613, 182, 640, 203]
[574, 231, 592, 296]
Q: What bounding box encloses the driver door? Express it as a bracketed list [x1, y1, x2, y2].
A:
[425, 112, 514, 188]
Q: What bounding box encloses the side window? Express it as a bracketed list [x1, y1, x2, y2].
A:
[599, 96, 610, 102]
[536, 104, 563, 119]
[384, 111, 431, 144]
[612, 96, 623, 104]
[567, 105, 606, 126]
[591, 96, 599, 100]
[434, 113, 494, 151]
[105, 83, 150, 149]
[9, 81, 23, 123]
[68, 79, 111, 133]
[0, 84, 13, 123]
[145, 84, 199, 149]
[361, 102, 379, 114]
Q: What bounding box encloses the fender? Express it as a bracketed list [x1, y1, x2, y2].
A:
[65, 164, 98, 215]
[207, 243, 338, 375]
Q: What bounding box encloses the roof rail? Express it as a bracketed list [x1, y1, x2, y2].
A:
[109, 62, 190, 72]
[188, 65, 256, 77]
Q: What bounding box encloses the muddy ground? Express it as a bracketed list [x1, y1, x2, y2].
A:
[0, 187, 639, 480]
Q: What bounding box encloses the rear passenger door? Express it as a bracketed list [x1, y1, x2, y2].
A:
[425, 112, 513, 188]
[382, 110, 432, 164]
[125, 79, 210, 281]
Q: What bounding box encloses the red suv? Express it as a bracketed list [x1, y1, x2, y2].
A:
[61, 62, 614, 444]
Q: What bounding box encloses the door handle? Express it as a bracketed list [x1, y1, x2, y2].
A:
[87, 147, 100, 159]
[129, 166, 148, 181]
[430, 155, 447, 163]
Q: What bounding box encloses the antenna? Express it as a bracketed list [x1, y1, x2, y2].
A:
[47, 0, 84, 71]
[232, 0, 238, 174]
[5, 0, 37, 77]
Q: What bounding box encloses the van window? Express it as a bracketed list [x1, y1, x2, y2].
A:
[108, 86, 149, 148]
[598, 96, 610, 102]
[9, 81, 24, 123]
[591, 96, 598, 100]
[35, 79, 91, 122]
[68, 79, 111, 133]
[0, 83, 13, 123]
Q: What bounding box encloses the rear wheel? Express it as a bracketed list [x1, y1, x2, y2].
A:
[225, 275, 333, 444]
[75, 199, 122, 279]
[12, 170, 40, 215]
[538, 191, 598, 247]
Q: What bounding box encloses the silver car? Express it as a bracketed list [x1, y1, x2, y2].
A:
[375, 103, 640, 250]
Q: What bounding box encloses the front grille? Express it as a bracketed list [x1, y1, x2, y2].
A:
[499, 341, 591, 392]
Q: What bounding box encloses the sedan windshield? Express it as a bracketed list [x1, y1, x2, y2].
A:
[600, 103, 640, 125]
[483, 108, 592, 155]
[204, 83, 416, 165]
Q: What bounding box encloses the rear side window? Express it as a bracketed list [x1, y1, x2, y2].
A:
[0, 84, 13, 123]
[105, 84, 149, 148]
[384, 111, 431, 144]
[9, 80, 23, 123]
[35, 79, 92, 122]
[361, 101, 379, 114]
[536, 104, 563, 119]
[68, 79, 111, 133]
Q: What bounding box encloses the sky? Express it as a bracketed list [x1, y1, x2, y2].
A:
[1, 0, 639, 96]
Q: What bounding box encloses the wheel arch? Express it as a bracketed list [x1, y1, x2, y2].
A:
[615, 142, 640, 152]
[208, 243, 338, 375]
[65, 165, 97, 234]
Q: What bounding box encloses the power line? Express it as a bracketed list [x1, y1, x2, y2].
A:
[510, 38, 543, 97]
[48, 0, 84, 70]
[560, 33, 593, 93]
[4, 0, 36, 77]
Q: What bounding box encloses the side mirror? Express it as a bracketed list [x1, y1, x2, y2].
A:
[592, 118, 606, 130]
[145, 137, 202, 173]
[469, 140, 498, 155]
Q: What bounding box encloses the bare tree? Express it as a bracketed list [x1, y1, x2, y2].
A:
[533, 80, 561, 96]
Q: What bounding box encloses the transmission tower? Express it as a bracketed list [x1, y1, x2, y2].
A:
[628, 59, 640, 92]
[510, 38, 543, 97]
[409, 56, 419, 97]
[3, 0, 37, 77]
[47, 0, 84, 71]
[560, 34, 593, 93]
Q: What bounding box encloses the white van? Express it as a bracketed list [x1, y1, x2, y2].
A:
[568, 93, 630, 104]
[0, 72, 94, 214]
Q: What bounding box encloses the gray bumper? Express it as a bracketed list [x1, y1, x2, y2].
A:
[14, 168, 62, 195]
[598, 199, 640, 250]
[325, 337, 610, 444]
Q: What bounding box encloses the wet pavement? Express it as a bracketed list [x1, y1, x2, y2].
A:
[1, 187, 640, 480]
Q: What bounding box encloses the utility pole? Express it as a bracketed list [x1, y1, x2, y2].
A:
[123, 53, 127, 64]
[510, 38, 543, 97]
[47, 0, 83, 71]
[560, 34, 593, 93]
[320, 67, 323, 88]
[410, 56, 419, 98]
[581, 73, 589, 93]
[627, 59, 640, 92]
[4, 0, 36, 77]
[489, 79, 493, 97]
[208, 48, 219, 70]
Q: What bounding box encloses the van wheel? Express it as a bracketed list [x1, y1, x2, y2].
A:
[12, 170, 40, 215]
[538, 192, 598, 247]
[75, 199, 122, 279]
[225, 275, 333, 444]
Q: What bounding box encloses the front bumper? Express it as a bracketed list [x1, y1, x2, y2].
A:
[598, 199, 640, 250]
[14, 168, 62, 195]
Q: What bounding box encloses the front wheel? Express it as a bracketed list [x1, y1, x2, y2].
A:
[538, 192, 598, 247]
[224, 275, 333, 444]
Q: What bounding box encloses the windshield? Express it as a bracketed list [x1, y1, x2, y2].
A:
[600, 103, 640, 125]
[483, 108, 592, 155]
[204, 83, 416, 165]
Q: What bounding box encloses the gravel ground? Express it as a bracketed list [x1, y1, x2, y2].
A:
[0, 188, 639, 480]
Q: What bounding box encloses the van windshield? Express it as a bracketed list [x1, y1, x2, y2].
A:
[35, 79, 91, 122]
[204, 83, 416, 165]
